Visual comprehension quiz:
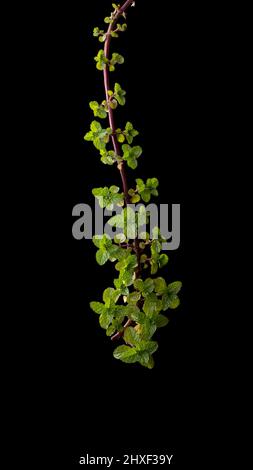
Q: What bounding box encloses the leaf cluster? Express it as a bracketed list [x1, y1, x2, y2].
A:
[90, 277, 182, 368]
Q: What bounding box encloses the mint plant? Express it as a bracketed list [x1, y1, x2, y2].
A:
[84, 0, 182, 369]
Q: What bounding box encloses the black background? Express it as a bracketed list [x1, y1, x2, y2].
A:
[30, 0, 229, 466]
[66, 0, 214, 466]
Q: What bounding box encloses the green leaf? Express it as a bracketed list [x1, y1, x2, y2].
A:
[128, 158, 138, 169]
[84, 121, 111, 151]
[100, 150, 118, 165]
[117, 132, 125, 143]
[138, 318, 157, 340]
[124, 304, 140, 317]
[110, 185, 120, 193]
[103, 288, 120, 306]
[113, 345, 139, 363]
[109, 99, 118, 109]
[124, 326, 141, 346]
[158, 254, 169, 268]
[93, 27, 101, 37]
[99, 310, 114, 329]
[114, 232, 126, 244]
[94, 50, 108, 70]
[152, 226, 166, 241]
[156, 314, 169, 328]
[151, 239, 162, 255]
[111, 52, 124, 64]
[128, 309, 145, 323]
[83, 131, 93, 141]
[89, 101, 107, 119]
[133, 278, 144, 291]
[136, 178, 145, 192]
[145, 356, 155, 369]
[151, 260, 159, 275]
[143, 293, 162, 317]
[163, 294, 180, 310]
[167, 281, 182, 295]
[99, 34, 107, 42]
[106, 325, 116, 336]
[92, 186, 124, 210]
[122, 144, 142, 170]
[90, 302, 105, 315]
[92, 187, 104, 197]
[114, 278, 130, 295]
[108, 244, 124, 261]
[91, 120, 101, 132]
[135, 177, 159, 202]
[117, 23, 127, 32]
[92, 235, 102, 248]
[114, 83, 126, 106]
[130, 194, 140, 203]
[137, 205, 148, 227]
[153, 277, 167, 294]
[120, 269, 135, 287]
[115, 253, 138, 272]
[128, 188, 135, 196]
[124, 122, 139, 144]
[127, 291, 141, 304]
[107, 213, 124, 228]
[89, 100, 98, 110]
[93, 27, 106, 42]
[99, 234, 113, 250]
[162, 289, 180, 310]
[139, 340, 158, 354]
[108, 206, 136, 239]
[96, 249, 110, 265]
[146, 177, 159, 189]
[134, 278, 154, 296]
[141, 189, 151, 202]
[142, 278, 155, 296]
[138, 352, 151, 367]
[125, 206, 137, 238]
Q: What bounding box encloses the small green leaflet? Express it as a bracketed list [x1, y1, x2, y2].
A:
[156, 280, 182, 311]
[124, 122, 139, 144]
[89, 101, 107, 119]
[114, 83, 126, 105]
[134, 278, 154, 296]
[107, 206, 148, 239]
[135, 177, 159, 202]
[143, 293, 163, 317]
[92, 234, 125, 266]
[113, 345, 139, 363]
[122, 144, 142, 169]
[92, 185, 124, 210]
[84, 121, 112, 151]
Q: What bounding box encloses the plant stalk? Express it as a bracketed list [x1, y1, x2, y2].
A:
[103, 0, 135, 203]
[103, 0, 141, 320]
[111, 318, 132, 341]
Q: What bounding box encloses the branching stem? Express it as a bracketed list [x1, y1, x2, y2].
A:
[111, 318, 132, 341]
[103, 0, 135, 203]
[103, 0, 141, 278]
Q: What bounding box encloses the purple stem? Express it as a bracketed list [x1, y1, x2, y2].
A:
[103, 0, 135, 202]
